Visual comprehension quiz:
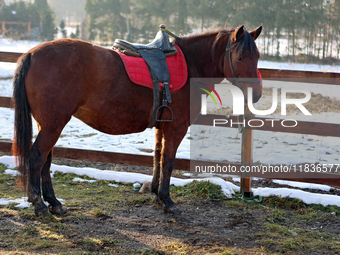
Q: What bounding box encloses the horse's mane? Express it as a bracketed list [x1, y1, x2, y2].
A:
[174, 28, 222, 45]
[212, 29, 259, 59]
[175, 28, 259, 60]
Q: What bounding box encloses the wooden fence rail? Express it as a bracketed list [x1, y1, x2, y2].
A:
[1, 22, 31, 39]
[0, 51, 22, 62]
[0, 141, 339, 187]
[0, 51, 339, 190]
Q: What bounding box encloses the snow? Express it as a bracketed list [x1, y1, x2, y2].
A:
[0, 155, 339, 208]
[259, 60, 340, 73]
[0, 156, 16, 169]
[4, 169, 20, 176]
[253, 188, 340, 207]
[0, 197, 30, 208]
[271, 180, 332, 191]
[0, 38, 41, 53]
[0, 39, 339, 208]
[49, 162, 238, 195]
[72, 177, 96, 183]
[190, 122, 340, 165]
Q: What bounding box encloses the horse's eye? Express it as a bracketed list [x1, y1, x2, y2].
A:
[237, 57, 243, 62]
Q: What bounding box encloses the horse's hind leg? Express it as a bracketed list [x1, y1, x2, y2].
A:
[28, 128, 65, 216]
[27, 141, 49, 216]
[151, 128, 163, 204]
[41, 151, 67, 215]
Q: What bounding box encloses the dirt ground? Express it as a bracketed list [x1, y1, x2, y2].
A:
[0, 192, 274, 254]
[1, 155, 339, 254]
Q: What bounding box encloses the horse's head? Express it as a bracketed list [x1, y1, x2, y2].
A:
[214, 25, 262, 103]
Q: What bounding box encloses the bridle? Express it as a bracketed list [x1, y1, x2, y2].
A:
[223, 35, 262, 90]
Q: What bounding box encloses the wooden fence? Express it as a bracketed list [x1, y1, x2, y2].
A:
[1, 22, 31, 38]
[0, 51, 339, 192]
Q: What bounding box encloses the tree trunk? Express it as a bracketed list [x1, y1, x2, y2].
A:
[177, 0, 187, 33]
[287, 31, 290, 57]
[322, 27, 326, 59]
[272, 31, 275, 56]
[292, 29, 295, 61]
[329, 34, 333, 58]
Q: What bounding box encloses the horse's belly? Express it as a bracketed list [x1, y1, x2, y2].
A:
[73, 105, 151, 135]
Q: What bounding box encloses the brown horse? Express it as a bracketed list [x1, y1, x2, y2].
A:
[12, 25, 262, 216]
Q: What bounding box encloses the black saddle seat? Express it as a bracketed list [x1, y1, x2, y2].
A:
[114, 24, 176, 54]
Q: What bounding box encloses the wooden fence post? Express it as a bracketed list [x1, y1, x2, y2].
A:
[241, 106, 253, 197]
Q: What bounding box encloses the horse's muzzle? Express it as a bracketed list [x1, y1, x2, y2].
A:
[252, 91, 262, 103]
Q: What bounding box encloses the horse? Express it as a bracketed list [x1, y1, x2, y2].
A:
[12, 25, 262, 216]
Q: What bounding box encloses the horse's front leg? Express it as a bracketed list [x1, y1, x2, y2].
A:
[158, 153, 177, 213]
[158, 128, 187, 214]
[151, 128, 163, 204]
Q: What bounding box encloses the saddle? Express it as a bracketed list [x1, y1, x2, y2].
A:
[114, 25, 177, 56]
[114, 25, 178, 128]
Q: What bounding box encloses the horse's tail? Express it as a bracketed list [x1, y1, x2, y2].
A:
[12, 53, 32, 188]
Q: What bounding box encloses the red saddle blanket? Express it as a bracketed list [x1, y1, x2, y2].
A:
[117, 44, 188, 92]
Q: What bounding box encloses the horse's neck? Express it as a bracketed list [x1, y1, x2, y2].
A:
[177, 34, 225, 122]
[177, 37, 223, 78]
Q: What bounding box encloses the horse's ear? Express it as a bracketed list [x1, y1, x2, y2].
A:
[250, 26, 262, 41]
[231, 25, 245, 44]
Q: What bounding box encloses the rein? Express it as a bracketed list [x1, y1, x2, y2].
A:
[223, 35, 262, 90]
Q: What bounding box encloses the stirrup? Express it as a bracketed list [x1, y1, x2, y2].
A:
[156, 105, 173, 122]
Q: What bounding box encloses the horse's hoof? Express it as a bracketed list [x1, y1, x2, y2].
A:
[163, 205, 181, 214]
[154, 196, 163, 206]
[35, 207, 51, 217]
[49, 205, 67, 215]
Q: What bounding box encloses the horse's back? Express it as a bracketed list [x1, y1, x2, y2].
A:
[26, 39, 118, 93]
[23, 39, 152, 134]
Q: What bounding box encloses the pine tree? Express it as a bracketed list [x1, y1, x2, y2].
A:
[60, 19, 67, 38]
[40, 7, 56, 40]
[34, 0, 56, 40]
